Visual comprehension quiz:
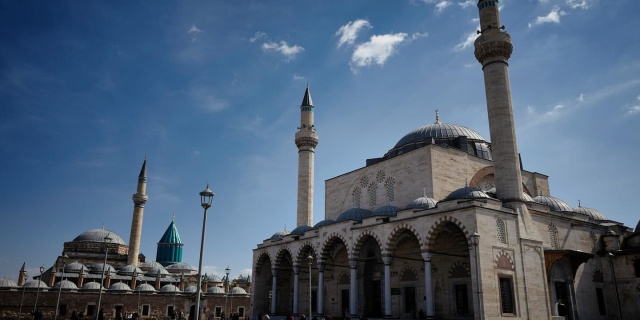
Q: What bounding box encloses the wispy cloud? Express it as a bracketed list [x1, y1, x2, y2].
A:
[577, 93, 584, 102]
[293, 74, 305, 80]
[410, 32, 429, 40]
[566, 0, 593, 10]
[453, 29, 480, 52]
[422, 0, 453, 14]
[250, 31, 267, 43]
[336, 19, 373, 48]
[188, 24, 202, 42]
[350, 33, 408, 72]
[528, 6, 567, 28]
[262, 41, 305, 61]
[627, 95, 640, 115]
[188, 84, 228, 112]
[193, 150, 201, 156]
[458, 0, 475, 8]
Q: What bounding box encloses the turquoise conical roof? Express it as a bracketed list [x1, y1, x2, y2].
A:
[159, 221, 182, 244]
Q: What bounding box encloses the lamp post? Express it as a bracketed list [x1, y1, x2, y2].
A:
[33, 265, 45, 317]
[307, 255, 313, 319]
[18, 270, 28, 320]
[607, 252, 623, 319]
[225, 266, 230, 319]
[195, 184, 215, 320]
[96, 234, 113, 320]
[469, 232, 482, 320]
[55, 255, 70, 320]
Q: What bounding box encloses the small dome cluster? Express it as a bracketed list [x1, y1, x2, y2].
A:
[160, 284, 181, 293]
[52, 280, 78, 290]
[533, 195, 572, 212]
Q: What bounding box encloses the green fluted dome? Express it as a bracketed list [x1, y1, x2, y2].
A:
[156, 220, 184, 267]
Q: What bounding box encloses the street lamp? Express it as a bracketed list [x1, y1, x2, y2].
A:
[195, 184, 215, 320]
[225, 266, 230, 319]
[469, 232, 482, 320]
[33, 265, 45, 317]
[55, 255, 70, 320]
[307, 255, 313, 319]
[607, 252, 622, 318]
[96, 234, 113, 320]
[18, 270, 28, 320]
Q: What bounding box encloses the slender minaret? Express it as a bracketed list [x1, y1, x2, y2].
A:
[474, 0, 537, 237]
[18, 262, 26, 286]
[127, 158, 149, 266]
[294, 85, 318, 227]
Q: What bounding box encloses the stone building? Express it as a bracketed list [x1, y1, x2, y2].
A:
[250, 1, 640, 320]
[0, 161, 250, 320]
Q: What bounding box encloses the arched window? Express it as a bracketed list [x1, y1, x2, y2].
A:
[384, 177, 395, 203]
[376, 170, 386, 183]
[496, 219, 507, 244]
[548, 223, 559, 249]
[368, 182, 378, 208]
[352, 187, 362, 208]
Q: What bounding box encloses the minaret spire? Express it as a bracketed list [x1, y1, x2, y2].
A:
[128, 158, 149, 266]
[295, 85, 319, 227]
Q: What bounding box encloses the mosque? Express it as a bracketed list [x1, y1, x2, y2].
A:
[250, 1, 640, 320]
[0, 159, 251, 320]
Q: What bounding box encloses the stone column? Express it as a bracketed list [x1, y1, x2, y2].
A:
[271, 269, 278, 315]
[421, 252, 434, 319]
[382, 256, 393, 318]
[349, 260, 358, 318]
[317, 263, 325, 316]
[293, 266, 300, 315]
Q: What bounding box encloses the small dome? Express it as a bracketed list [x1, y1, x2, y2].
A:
[313, 219, 335, 228]
[118, 265, 143, 276]
[444, 186, 490, 201]
[522, 193, 534, 202]
[109, 282, 132, 291]
[336, 208, 373, 222]
[204, 274, 221, 282]
[184, 285, 197, 293]
[146, 266, 170, 277]
[405, 196, 438, 210]
[52, 280, 78, 290]
[573, 205, 607, 220]
[23, 280, 49, 289]
[230, 287, 247, 295]
[135, 283, 156, 292]
[290, 225, 314, 236]
[81, 282, 102, 291]
[372, 205, 400, 217]
[207, 286, 225, 294]
[64, 261, 86, 273]
[72, 229, 127, 245]
[159, 284, 181, 293]
[166, 262, 196, 273]
[533, 195, 572, 212]
[90, 263, 116, 274]
[139, 261, 164, 271]
[270, 229, 290, 240]
[484, 188, 534, 202]
[0, 277, 18, 288]
[235, 274, 250, 283]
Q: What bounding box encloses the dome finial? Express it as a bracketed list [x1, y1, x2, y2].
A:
[423, 188, 427, 198]
[578, 199, 581, 207]
[435, 109, 440, 124]
[465, 178, 468, 187]
[284, 224, 287, 232]
[172, 212, 175, 221]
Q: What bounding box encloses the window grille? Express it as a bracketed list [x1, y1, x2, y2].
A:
[385, 177, 395, 203]
[368, 182, 377, 208]
[353, 187, 361, 208]
[496, 219, 507, 244]
[499, 277, 515, 314]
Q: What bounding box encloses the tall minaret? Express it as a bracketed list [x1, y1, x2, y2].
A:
[294, 85, 318, 227]
[127, 158, 149, 266]
[474, 1, 537, 237]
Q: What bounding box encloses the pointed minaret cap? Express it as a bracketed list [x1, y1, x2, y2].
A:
[139, 157, 147, 178]
[301, 83, 313, 107]
[20, 262, 26, 272]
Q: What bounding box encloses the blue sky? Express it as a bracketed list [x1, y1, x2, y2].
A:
[1, 0, 639, 282]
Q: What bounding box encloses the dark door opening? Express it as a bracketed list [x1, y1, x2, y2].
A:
[554, 281, 572, 320]
[454, 284, 469, 316]
[341, 289, 349, 319]
[404, 286, 416, 316]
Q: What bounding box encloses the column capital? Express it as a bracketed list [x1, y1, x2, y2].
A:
[348, 259, 358, 269]
[381, 256, 393, 265]
[317, 263, 325, 272]
[293, 266, 300, 274]
[271, 268, 278, 277]
[421, 252, 432, 262]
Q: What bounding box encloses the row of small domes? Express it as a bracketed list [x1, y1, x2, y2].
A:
[272, 186, 608, 239]
[60, 261, 196, 276]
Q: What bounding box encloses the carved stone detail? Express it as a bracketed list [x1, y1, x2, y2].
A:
[474, 32, 513, 63]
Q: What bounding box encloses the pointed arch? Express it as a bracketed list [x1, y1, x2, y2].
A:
[353, 230, 384, 258]
[320, 232, 350, 261]
[425, 215, 470, 250]
[385, 223, 426, 254]
[254, 251, 272, 274]
[275, 247, 294, 269]
[494, 250, 515, 270]
[295, 241, 318, 265]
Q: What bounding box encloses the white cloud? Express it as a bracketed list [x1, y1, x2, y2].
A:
[350, 33, 408, 71]
[453, 29, 480, 52]
[262, 41, 305, 61]
[458, 1, 475, 8]
[188, 84, 228, 112]
[527, 106, 536, 114]
[410, 32, 429, 40]
[193, 150, 201, 156]
[238, 268, 252, 277]
[566, 0, 592, 10]
[336, 19, 373, 48]
[188, 24, 202, 42]
[627, 105, 640, 115]
[421, 0, 452, 14]
[250, 31, 267, 43]
[293, 74, 305, 80]
[577, 93, 584, 102]
[528, 6, 567, 28]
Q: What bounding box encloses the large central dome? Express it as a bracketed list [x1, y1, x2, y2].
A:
[371, 122, 492, 165]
